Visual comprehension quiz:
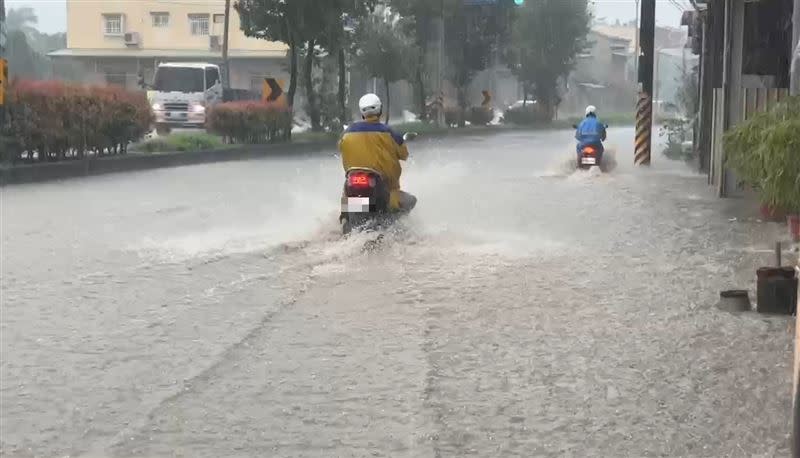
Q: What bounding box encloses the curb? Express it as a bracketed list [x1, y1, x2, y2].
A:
[0, 122, 620, 186]
[0, 141, 336, 186]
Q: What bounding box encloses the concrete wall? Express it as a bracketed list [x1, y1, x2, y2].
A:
[69, 56, 286, 91]
[228, 59, 287, 93]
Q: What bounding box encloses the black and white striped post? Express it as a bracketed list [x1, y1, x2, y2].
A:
[635, 0, 656, 166]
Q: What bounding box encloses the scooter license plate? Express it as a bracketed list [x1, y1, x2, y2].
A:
[581, 157, 597, 165]
[342, 197, 371, 213]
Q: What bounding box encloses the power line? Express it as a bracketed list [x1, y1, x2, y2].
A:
[668, 0, 685, 13]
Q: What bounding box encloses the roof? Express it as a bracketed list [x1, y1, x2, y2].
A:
[592, 26, 636, 47]
[658, 47, 700, 59]
[48, 48, 287, 59]
[577, 82, 607, 89]
[158, 62, 218, 69]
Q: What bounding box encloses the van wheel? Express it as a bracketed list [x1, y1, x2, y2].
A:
[341, 216, 352, 236]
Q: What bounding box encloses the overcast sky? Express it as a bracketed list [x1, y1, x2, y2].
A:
[6, 0, 689, 34]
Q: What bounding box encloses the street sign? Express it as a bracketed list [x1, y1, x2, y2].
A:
[261, 77, 287, 107]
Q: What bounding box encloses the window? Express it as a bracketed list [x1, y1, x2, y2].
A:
[151, 12, 169, 28]
[153, 67, 205, 93]
[189, 14, 210, 36]
[205, 67, 220, 89]
[213, 14, 225, 24]
[103, 14, 123, 36]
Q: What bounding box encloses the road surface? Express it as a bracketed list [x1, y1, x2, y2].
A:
[1, 128, 794, 457]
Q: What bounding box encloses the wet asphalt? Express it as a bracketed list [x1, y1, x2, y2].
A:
[1, 128, 794, 457]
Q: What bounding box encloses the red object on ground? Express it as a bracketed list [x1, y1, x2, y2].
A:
[760, 203, 787, 222]
[788, 214, 800, 242]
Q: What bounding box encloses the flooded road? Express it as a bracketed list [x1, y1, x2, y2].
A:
[1, 128, 793, 457]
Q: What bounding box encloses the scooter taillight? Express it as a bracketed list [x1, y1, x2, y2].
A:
[583, 146, 596, 155]
[348, 172, 375, 189]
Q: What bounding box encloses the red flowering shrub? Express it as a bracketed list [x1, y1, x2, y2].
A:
[1, 80, 153, 163]
[207, 101, 291, 144]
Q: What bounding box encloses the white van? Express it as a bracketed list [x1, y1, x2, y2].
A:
[148, 62, 223, 134]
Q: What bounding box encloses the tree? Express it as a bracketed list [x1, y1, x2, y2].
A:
[353, 7, 414, 125]
[316, 0, 376, 126]
[6, 6, 44, 78]
[7, 30, 41, 79]
[5, 8, 83, 81]
[510, 0, 590, 121]
[236, 0, 327, 111]
[444, 5, 497, 126]
[6, 7, 39, 38]
[388, 0, 446, 121]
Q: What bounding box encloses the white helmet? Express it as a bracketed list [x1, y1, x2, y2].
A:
[359, 93, 383, 118]
[585, 105, 597, 116]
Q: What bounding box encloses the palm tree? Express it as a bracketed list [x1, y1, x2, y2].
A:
[7, 7, 39, 38]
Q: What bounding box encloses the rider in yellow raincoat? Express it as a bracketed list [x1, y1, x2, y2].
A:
[339, 93, 416, 211]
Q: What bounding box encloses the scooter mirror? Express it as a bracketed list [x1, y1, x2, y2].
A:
[403, 132, 419, 142]
[604, 124, 609, 128]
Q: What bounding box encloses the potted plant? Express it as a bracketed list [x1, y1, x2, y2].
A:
[724, 96, 800, 223]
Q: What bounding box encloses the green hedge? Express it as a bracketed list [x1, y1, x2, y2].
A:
[724, 96, 800, 212]
[1, 80, 153, 163]
[502, 104, 550, 125]
[135, 133, 225, 153]
[207, 102, 292, 144]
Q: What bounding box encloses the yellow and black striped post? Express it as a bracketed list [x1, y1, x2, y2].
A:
[635, 0, 655, 167]
[634, 92, 653, 166]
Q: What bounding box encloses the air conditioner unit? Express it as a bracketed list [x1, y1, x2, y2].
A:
[210, 35, 221, 50]
[124, 32, 140, 47]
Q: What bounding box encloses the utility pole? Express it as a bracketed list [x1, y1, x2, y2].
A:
[0, 0, 7, 126]
[634, 0, 655, 166]
[634, 0, 640, 81]
[791, 0, 800, 95]
[221, 0, 231, 88]
[435, 0, 445, 127]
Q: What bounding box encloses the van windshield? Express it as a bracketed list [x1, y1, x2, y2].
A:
[153, 67, 205, 93]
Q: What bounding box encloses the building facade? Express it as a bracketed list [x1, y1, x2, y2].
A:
[49, 0, 288, 92]
[689, 0, 794, 195]
[560, 27, 637, 116]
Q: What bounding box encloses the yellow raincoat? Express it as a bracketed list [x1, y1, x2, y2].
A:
[339, 117, 409, 210]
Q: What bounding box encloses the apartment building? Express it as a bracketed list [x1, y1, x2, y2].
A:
[49, 0, 288, 91]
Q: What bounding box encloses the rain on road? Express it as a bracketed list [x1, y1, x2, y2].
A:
[1, 128, 793, 457]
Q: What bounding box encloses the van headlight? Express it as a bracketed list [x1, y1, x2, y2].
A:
[191, 103, 206, 113]
[151, 103, 162, 111]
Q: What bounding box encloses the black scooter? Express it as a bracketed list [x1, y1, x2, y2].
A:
[339, 132, 417, 235]
[572, 123, 609, 171]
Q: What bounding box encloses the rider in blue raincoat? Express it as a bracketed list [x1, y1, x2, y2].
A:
[575, 105, 607, 163]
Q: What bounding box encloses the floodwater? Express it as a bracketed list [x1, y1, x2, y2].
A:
[1, 128, 793, 457]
